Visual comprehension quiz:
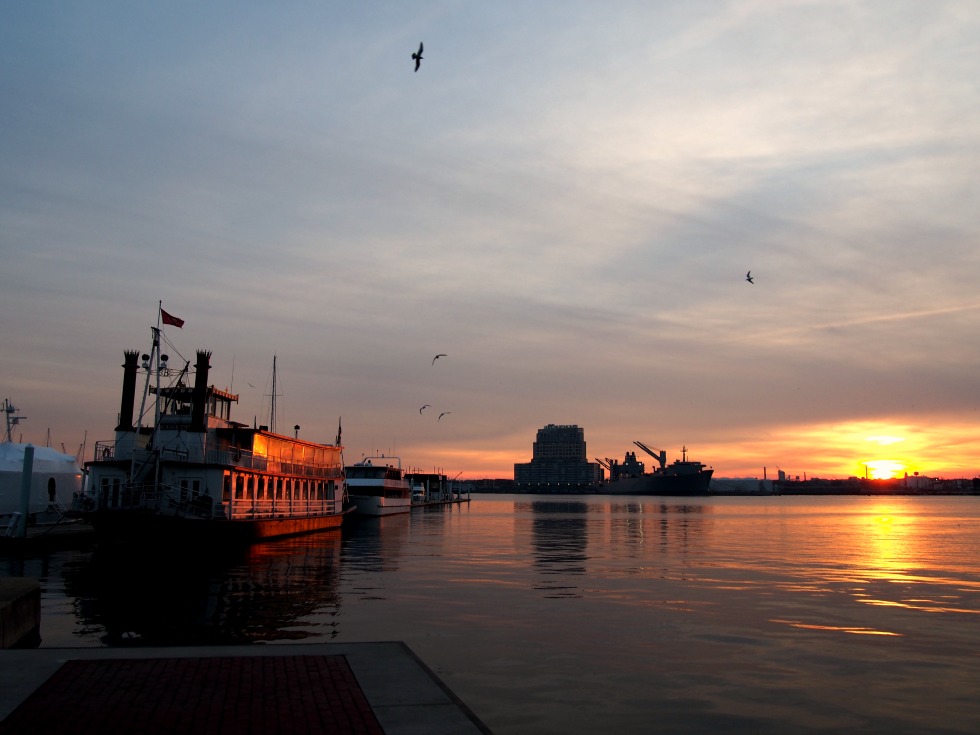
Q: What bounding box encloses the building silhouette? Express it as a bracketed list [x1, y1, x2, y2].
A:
[514, 424, 602, 490]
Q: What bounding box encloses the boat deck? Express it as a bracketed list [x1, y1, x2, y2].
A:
[0, 643, 491, 735]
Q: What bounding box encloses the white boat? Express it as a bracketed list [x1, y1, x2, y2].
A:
[345, 455, 412, 517]
[76, 316, 350, 543]
[0, 399, 84, 532]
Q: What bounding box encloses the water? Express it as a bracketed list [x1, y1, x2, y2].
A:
[6, 495, 980, 734]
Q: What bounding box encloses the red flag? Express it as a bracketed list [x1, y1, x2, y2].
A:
[161, 308, 184, 328]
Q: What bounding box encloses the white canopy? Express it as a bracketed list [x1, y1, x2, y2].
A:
[0, 442, 83, 517]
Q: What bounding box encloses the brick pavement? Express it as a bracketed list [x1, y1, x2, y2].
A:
[0, 655, 385, 734]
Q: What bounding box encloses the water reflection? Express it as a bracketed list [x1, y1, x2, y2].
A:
[340, 514, 411, 600]
[514, 501, 590, 598]
[61, 532, 343, 646]
[514, 499, 712, 598]
[604, 501, 709, 558]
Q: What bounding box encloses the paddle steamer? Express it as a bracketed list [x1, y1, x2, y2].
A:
[78, 318, 349, 542]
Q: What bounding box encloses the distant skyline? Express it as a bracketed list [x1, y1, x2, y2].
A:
[3, 2, 979, 480]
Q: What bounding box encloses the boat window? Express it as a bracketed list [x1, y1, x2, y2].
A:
[246, 475, 255, 500]
[235, 474, 245, 499]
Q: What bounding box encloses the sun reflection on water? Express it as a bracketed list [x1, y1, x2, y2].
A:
[770, 618, 903, 636]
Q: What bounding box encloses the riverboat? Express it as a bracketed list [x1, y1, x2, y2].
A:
[345, 455, 412, 517]
[76, 316, 350, 543]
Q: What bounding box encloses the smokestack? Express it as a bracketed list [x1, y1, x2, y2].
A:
[116, 350, 140, 431]
[190, 350, 211, 432]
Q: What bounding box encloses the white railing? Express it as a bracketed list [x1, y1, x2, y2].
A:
[227, 496, 344, 521]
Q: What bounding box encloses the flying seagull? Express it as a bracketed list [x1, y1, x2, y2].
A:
[438, 412, 451, 421]
[419, 404, 431, 414]
[746, 271, 754, 284]
[432, 353, 446, 365]
[412, 42, 423, 72]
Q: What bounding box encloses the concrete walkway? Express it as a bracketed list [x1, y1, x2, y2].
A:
[0, 642, 491, 734]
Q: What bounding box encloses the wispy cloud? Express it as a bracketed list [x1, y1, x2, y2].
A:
[2, 2, 979, 477]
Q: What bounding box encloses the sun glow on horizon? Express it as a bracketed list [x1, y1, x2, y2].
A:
[863, 459, 908, 480]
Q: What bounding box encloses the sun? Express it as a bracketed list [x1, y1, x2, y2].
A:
[864, 459, 906, 480]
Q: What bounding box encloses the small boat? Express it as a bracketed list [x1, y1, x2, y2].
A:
[345, 455, 412, 517]
[76, 316, 350, 543]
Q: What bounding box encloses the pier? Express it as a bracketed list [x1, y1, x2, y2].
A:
[0, 577, 491, 733]
[0, 640, 489, 734]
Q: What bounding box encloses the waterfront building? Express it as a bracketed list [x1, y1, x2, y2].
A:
[514, 424, 602, 490]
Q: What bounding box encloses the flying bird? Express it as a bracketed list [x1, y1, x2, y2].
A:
[412, 42, 423, 72]
[432, 353, 446, 365]
[438, 412, 451, 421]
[746, 271, 754, 284]
[419, 404, 431, 414]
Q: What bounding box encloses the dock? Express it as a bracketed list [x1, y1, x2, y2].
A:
[0, 519, 95, 554]
[411, 496, 471, 509]
[0, 643, 491, 734]
[0, 579, 491, 734]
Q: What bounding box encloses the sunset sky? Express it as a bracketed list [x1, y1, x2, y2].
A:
[3, 2, 979, 481]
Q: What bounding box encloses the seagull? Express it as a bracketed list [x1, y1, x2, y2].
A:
[432, 353, 446, 365]
[412, 42, 423, 72]
[419, 404, 431, 414]
[746, 271, 754, 284]
[438, 412, 451, 421]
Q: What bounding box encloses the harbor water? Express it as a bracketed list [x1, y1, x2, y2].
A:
[6, 494, 980, 734]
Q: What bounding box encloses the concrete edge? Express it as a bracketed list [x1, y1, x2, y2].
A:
[0, 642, 492, 734]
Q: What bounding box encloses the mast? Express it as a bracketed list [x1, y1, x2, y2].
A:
[270, 354, 278, 434]
[3, 399, 26, 443]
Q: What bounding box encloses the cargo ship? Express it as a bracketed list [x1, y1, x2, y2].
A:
[598, 442, 713, 496]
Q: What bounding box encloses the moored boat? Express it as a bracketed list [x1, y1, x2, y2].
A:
[76, 315, 350, 543]
[345, 455, 412, 517]
[1, 399, 84, 533]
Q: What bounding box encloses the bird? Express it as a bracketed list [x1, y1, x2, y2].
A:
[432, 353, 446, 365]
[438, 412, 451, 421]
[412, 42, 423, 72]
[419, 404, 431, 414]
[746, 271, 754, 284]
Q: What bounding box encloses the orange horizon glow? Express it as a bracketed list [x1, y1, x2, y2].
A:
[395, 418, 980, 481]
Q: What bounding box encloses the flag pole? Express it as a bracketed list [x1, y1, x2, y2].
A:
[152, 301, 163, 445]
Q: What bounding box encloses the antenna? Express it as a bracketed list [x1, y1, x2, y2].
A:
[3, 399, 26, 443]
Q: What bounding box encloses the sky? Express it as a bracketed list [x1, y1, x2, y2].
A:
[2, 1, 979, 481]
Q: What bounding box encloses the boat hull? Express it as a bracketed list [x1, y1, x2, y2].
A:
[600, 469, 713, 496]
[348, 495, 412, 517]
[87, 508, 351, 544]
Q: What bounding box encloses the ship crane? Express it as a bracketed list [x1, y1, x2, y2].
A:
[633, 441, 667, 470]
[594, 458, 612, 471]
